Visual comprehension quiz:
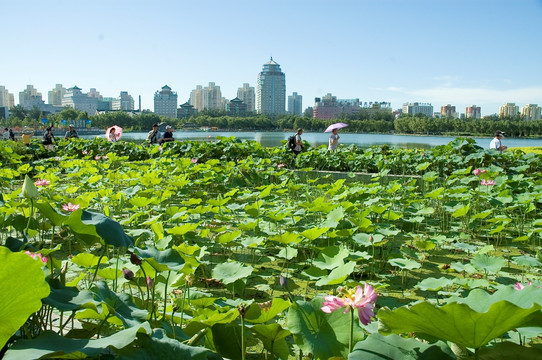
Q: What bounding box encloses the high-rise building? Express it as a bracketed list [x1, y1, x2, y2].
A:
[440, 104, 457, 118]
[19, 85, 42, 109]
[521, 104, 541, 120]
[190, 85, 204, 111]
[257, 57, 286, 115]
[0, 86, 15, 108]
[87, 88, 103, 100]
[203, 82, 223, 110]
[154, 85, 178, 118]
[48, 84, 66, 106]
[237, 83, 255, 113]
[499, 103, 519, 117]
[402, 102, 434, 117]
[62, 86, 98, 114]
[313, 93, 360, 119]
[288, 92, 303, 116]
[112, 91, 135, 111]
[465, 105, 481, 119]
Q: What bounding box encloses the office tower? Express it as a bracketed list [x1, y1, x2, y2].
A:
[112, 91, 135, 111]
[0, 86, 15, 108]
[237, 83, 255, 113]
[499, 103, 519, 117]
[154, 85, 178, 118]
[19, 85, 42, 109]
[288, 92, 303, 115]
[62, 86, 99, 114]
[48, 84, 66, 106]
[465, 105, 481, 119]
[521, 104, 541, 120]
[87, 88, 103, 100]
[203, 82, 223, 110]
[257, 57, 286, 115]
[190, 85, 204, 111]
[440, 104, 457, 118]
[402, 102, 434, 117]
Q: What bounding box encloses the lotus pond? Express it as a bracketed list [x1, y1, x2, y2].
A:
[2, 137, 542, 359]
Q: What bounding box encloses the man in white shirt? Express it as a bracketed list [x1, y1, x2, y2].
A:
[293, 128, 303, 156]
[489, 131, 507, 152]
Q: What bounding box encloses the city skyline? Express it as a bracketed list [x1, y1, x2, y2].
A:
[2, 0, 541, 116]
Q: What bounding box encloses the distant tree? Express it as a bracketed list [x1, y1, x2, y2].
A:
[9, 105, 27, 120]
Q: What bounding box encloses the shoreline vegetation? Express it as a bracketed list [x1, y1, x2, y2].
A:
[4, 106, 542, 138]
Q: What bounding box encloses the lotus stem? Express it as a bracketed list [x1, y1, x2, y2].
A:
[349, 305, 354, 354]
[91, 245, 107, 283]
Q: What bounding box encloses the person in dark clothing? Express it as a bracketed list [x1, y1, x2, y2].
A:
[42, 127, 55, 150]
[9, 129, 15, 141]
[160, 125, 174, 144]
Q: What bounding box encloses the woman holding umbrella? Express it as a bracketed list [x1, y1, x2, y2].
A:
[325, 122, 348, 152]
[105, 125, 123, 142]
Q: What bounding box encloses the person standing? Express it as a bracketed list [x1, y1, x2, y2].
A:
[328, 128, 340, 152]
[489, 130, 507, 152]
[108, 127, 118, 142]
[22, 127, 33, 146]
[42, 127, 55, 150]
[9, 128, 15, 141]
[65, 124, 79, 139]
[293, 128, 303, 156]
[147, 123, 160, 145]
[2, 128, 9, 140]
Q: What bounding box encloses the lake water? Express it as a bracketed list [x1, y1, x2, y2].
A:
[83, 131, 542, 149]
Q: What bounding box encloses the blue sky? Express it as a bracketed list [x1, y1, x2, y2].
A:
[3, 0, 541, 116]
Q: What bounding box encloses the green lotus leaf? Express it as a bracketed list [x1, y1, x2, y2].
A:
[0, 247, 50, 348]
[216, 230, 241, 244]
[322, 206, 345, 228]
[415, 277, 454, 291]
[135, 246, 185, 271]
[212, 261, 253, 285]
[71, 253, 102, 268]
[287, 298, 364, 359]
[313, 246, 350, 270]
[3, 323, 151, 360]
[388, 258, 421, 271]
[300, 226, 329, 241]
[269, 232, 301, 245]
[43, 280, 97, 312]
[452, 204, 470, 218]
[245, 298, 291, 324]
[277, 246, 298, 260]
[378, 286, 542, 348]
[91, 281, 148, 327]
[65, 209, 133, 248]
[471, 254, 506, 274]
[315, 261, 356, 287]
[116, 328, 209, 360]
[34, 201, 68, 226]
[348, 333, 454, 360]
[251, 323, 291, 360]
[512, 255, 542, 268]
[476, 341, 542, 360]
[168, 222, 199, 235]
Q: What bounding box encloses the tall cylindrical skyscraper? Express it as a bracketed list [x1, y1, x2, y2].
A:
[257, 57, 286, 115]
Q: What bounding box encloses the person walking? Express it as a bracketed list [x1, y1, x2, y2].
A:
[65, 124, 79, 139]
[490, 130, 507, 152]
[293, 128, 303, 156]
[328, 128, 340, 152]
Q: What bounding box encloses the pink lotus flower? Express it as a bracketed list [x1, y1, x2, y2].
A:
[515, 281, 532, 290]
[321, 284, 377, 325]
[481, 179, 496, 186]
[482, 169, 487, 173]
[191, 158, 198, 164]
[25, 251, 48, 264]
[35, 179, 50, 187]
[62, 202, 80, 212]
[473, 168, 481, 176]
[82, 150, 88, 155]
[146, 276, 154, 289]
[94, 155, 101, 160]
[102, 155, 108, 160]
[158, 146, 163, 151]
[277, 163, 285, 168]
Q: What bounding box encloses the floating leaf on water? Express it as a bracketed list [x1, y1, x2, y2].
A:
[388, 258, 421, 271]
[415, 277, 454, 291]
[471, 254, 506, 274]
[212, 261, 253, 285]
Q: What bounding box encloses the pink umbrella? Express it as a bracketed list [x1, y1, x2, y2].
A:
[324, 122, 348, 133]
[105, 125, 123, 142]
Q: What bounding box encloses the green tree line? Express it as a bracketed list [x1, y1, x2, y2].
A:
[4, 105, 542, 137]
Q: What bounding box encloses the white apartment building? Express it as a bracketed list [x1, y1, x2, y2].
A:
[499, 103, 519, 117]
[112, 91, 135, 111]
[62, 86, 98, 114]
[154, 85, 177, 118]
[203, 82, 223, 110]
[402, 102, 434, 117]
[237, 83, 255, 113]
[190, 85, 204, 111]
[0, 86, 15, 108]
[48, 84, 66, 106]
[521, 104, 541, 120]
[465, 105, 481, 119]
[288, 92, 303, 115]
